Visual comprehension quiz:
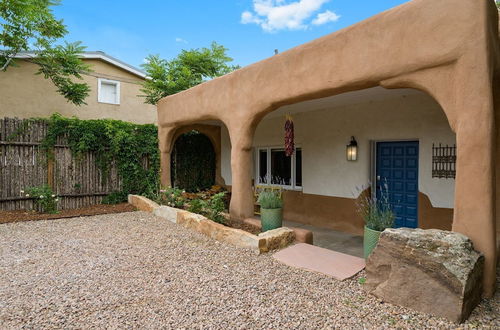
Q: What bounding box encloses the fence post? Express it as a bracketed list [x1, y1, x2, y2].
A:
[47, 149, 55, 190]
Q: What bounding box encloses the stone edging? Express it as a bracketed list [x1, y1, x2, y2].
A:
[128, 195, 295, 254]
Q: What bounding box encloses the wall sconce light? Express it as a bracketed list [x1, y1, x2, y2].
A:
[346, 136, 358, 161]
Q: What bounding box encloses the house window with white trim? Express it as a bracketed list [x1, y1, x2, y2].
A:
[256, 147, 302, 189]
[98, 78, 120, 105]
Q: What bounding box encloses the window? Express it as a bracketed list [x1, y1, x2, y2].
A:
[256, 147, 302, 189]
[98, 78, 120, 104]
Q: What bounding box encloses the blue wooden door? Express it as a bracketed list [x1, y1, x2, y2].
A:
[376, 141, 419, 228]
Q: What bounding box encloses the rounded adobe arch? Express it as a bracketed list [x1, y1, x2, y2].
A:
[170, 124, 225, 187]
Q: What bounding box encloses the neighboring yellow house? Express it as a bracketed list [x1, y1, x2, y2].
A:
[0, 51, 156, 124]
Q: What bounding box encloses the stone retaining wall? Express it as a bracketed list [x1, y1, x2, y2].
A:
[128, 195, 295, 254]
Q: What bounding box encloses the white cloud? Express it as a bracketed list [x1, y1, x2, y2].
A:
[175, 37, 188, 44]
[312, 10, 340, 25]
[241, 0, 339, 32]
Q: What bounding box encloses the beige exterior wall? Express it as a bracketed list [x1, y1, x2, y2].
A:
[221, 91, 456, 209]
[0, 59, 156, 124]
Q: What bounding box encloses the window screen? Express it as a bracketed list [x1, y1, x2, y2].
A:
[100, 82, 117, 103]
[98, 79, 120, 104]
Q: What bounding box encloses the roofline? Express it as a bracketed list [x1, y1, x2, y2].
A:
[12, 51, 147, 79]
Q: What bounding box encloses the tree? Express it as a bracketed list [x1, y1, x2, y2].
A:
[0, 0, 90, 105]
[140, 42, 239, 105]
[497, 0, 500, 9]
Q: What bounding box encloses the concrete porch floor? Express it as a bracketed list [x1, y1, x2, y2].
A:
[284, 220, 364, 258]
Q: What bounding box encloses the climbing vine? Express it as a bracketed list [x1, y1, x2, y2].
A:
[41, 113, 160, 202]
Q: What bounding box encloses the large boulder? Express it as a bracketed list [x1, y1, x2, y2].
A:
[365, 228, 484, 323]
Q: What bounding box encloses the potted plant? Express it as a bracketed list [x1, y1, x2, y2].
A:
[257, 190, 283, 232]
[356, 183, 395, 259]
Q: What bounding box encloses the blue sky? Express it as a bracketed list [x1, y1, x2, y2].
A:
[54, 0, 410, 69]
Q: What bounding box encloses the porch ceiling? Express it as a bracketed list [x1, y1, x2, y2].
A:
[264, 87, 423, 119]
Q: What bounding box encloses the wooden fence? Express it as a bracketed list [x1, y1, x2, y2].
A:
[0, 118, 122, 211]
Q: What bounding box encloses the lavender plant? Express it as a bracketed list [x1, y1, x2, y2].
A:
[355, 182, 395, 231]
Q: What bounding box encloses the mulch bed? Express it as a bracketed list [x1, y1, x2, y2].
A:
[0, 203, 137, 224]
[226, 218, 261, 236]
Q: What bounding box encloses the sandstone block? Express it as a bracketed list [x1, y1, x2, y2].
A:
[258, 227, 295, 253]
[177, 211, 260, 251]
[365, 228, 484, 323]
[153, 205, 180, 223]
[293, 228, 313, 244]
[243, 218, 262, 230]
[128, 195, 159, 212]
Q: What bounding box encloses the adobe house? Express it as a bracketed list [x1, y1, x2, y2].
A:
[157, 0, 500, 297]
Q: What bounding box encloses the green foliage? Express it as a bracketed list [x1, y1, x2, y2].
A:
[358, 277, 366, 285]
[102, 191, 128, 204]
[204, 192, 227, 224]
[0, 0, 90, 105]
[172, 130, 216, 192]
[161, 187, 186, 208]
[22, 185, 58, 213]
[140, 42, 240, 105]
[41, 113, 159, 200]
[187, 198, 204, 214]
[355, 183, 395, 232]
[185, 192, 227, 224]
[497, 1, 500, 9]
[34, 42, 91, 105]
[257, 191, 283, 209]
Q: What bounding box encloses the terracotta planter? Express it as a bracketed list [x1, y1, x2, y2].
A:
[364, 225, 382, 259]
[261, 208, 283, 232]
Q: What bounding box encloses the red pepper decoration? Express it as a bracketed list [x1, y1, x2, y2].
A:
[284, 114, 294, 157]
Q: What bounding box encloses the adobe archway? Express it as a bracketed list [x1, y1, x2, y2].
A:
[169, 124, 225, 188]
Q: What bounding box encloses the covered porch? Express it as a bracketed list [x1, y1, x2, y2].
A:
[157, 0, 500, 297]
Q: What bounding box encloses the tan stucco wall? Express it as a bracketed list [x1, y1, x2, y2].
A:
[157, 0, 500, 296]
[0, 59, 156, 124]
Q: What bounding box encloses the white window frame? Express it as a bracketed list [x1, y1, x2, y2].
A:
[255, 145, 302, 190]
[97, 78, 120, 105]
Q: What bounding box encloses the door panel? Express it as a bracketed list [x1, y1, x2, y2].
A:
[376, 141, 419, 228]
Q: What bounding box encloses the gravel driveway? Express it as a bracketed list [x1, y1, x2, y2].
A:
[0, 212, 498, 329]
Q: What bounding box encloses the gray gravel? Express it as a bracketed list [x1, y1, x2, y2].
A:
[0, 211, 498, 329]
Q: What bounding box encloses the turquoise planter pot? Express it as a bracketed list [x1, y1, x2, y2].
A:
[261, 208, 283, 232]
[364, 225, 382, 259]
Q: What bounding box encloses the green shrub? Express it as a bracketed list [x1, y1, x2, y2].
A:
[161, 187, 186, 208]
[102, 191, 128, 204]
[187, 198, 205, 214]
[257, 191, 283, 209]
[22, 185, 58, 214]
[205, 192, 227, 224]
[355, 183, 395, 231]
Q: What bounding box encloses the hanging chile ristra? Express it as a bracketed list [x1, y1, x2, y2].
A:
[284, 114, 294, 157]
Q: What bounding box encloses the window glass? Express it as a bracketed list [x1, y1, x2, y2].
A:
[295, 148, 302, 187]
[258, 149, 268, 183]
[271, 148, 291, 185]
